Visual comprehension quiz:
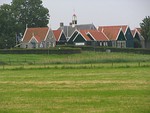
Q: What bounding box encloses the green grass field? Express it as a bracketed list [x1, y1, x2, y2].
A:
[0, 52, 150, 113]
[0, 67, 150, 113]
[0, 52, 150, 65]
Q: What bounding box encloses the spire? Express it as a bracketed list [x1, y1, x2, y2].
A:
[72, 13, 77, 27]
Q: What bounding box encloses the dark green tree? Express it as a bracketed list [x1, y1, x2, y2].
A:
[0, 0, 50, 49]
[11, 0, 50, 34]
[0, 4, 16, 49]
[140, 16, 150, 41]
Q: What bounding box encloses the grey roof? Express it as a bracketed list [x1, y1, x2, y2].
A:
[58, 24, 96, 38]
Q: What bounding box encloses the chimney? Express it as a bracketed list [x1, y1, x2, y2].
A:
[69, 22, 72, 26]
[60, 22, 64, 27]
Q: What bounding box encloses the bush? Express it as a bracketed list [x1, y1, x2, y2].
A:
[0, 48, 81, 54]
[61, 45, 150, 54]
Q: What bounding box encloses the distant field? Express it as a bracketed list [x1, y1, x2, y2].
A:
[0, 52, 150, 113]
[0, 67, 150, 113]
[0, 51, 150, 66]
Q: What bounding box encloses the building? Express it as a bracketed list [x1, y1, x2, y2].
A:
[119, 25, 134, 48]
[68, 29, 110, 46]
[53, 30, 67, 45]
[58, 14, 96, 41]
[132, 28, 145, 48]
[20, 27, 55, 49]
[98, 26, 126, 48]
[68, 30, 92, 46]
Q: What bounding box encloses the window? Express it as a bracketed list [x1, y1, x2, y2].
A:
[100, 42, 102, 46]
[105, 42, 108, 46]
[117, 41, 126, 48]
[31, 42, 36, 48]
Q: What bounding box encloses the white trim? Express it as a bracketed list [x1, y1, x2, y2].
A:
[67, 29, 79, 42]
[29, 36, 39, 43]
[22, 28, 28, 42]
[75, 42, 85, 46]
[86, 32, 96, 41]
[58, 30, 63, 41]
[116, 28, 127, 40]
[73, 31, 87, 42]
[133, 31, 136, 37]
[101, 31, 110, 41]
[136, 29, 145, 40]
[44, 27, 50, 41]
[123, 26, 128, 34]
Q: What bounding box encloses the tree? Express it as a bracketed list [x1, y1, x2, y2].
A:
[0, 4, 16, 49]
[0, 0, 50, 49]
[140, 16, 150, 41]
[11, 0, 50, 34]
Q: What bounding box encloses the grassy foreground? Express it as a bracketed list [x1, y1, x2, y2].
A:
[0, 67, 150, 113]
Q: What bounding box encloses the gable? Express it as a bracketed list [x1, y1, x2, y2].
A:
[87, 34, 95, 41]
[134, 33, 140, 41]
[22, 27, 49, 43]
[68, 31, 78, 43]
[29, 36, 38, 43]
[59, 33, 67, 42]
[125, 28, 134, 40]
[117, 31, 126, 41]
[73, 34, 86, 42]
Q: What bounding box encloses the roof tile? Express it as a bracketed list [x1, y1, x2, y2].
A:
[23, 27, 49, 43]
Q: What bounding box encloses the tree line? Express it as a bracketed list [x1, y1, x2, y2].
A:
[0, 0, 49, 49]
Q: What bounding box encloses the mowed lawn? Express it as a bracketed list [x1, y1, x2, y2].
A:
[0, 67, 150, 113]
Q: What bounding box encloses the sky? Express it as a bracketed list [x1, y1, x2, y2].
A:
[0, 0, 150, 30]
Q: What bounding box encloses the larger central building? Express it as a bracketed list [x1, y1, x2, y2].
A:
[58, 14, 96, 41]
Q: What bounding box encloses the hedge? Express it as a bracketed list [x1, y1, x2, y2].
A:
[57, 45, 150, 54]
[0, 48, 81, 54]
[82, 46, 150, 54]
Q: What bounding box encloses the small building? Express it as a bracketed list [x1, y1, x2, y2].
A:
[68, 29, 110, 46]
[20, 27, 56, 49]
[68, 30, 92, 46]
[98, 26, 126, 48]
[132, 28, 145, 48]
[119, 25, 134, 48]
[53, 30, 67, 45]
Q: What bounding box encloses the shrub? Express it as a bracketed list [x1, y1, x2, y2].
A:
[0, 48, 81, 54]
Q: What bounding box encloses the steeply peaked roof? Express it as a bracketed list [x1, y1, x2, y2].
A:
[53, 30, 62, 41]
[132, 28, 142, 37]
[131, 28, 145, 40]
[22, 27, 49, 43]
[78, 30, 91, 41]
[98, 26, 122, 40]
[87, 30, 109, 41]
[131, 30, 136, 37]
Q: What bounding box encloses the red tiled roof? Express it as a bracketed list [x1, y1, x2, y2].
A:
[131, 30, 136, 37]
[79, 30, 91, 41]
[53, 30, 62, 41]
[132, 28, 144, 40]
[136, 28, 141, 33]
[98, 26, 121, 40]
[22, 27, 49, 43]
[98, 25, 128, 33]
[87, 30, 109, 41]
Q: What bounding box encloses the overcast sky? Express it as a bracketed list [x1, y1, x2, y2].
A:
[0, 0, 150, 29]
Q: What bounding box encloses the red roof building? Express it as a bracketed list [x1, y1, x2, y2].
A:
[53, 30, 67, 45]
[98, 26, 126, 48]
[132, 28, 145, 48]
[21, 27, 56, 48]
